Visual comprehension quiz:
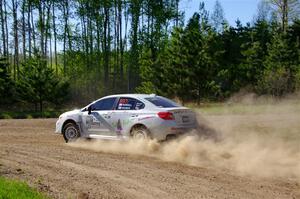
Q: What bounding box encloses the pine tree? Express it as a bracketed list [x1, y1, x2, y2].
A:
[257, 33, 299, 95]
[0, 58, 15, 105]
[240, 41, 264, 85]
[17, 55, 69, 112]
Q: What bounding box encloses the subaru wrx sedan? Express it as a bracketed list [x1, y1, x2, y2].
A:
[55, 94, 197, 142]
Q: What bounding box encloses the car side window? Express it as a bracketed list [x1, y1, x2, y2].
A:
[92, 97, 117, 111]
[117, 98, 145, 110]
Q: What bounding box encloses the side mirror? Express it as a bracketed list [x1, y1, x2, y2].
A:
[88, 105, 92, 115]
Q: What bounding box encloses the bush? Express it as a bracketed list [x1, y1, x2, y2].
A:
[0, 113, 12, 119]
[295, 70, 300, 91]
[255, 68, 289, 96]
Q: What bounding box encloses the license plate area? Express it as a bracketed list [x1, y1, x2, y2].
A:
[182, 116, 189, 123]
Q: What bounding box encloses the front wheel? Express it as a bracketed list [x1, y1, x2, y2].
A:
[131, 126, 150, 140]
[63, 123, 80, 143]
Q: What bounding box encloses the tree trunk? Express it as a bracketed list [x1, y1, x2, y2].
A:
[31, 3, 36, 52]
[107, 7, 111, 86]
[39, 97, 43, 114]
[45, 1, 51, 59]
[129, 0, 141, 92]
[118, 0, 123, 80]
[282, 0, 288, 33]
[113, 0, 118, 90]
[81, 14, 89, 68]
[95, 9, 102, 81]
[270, 0, 290, 33]
[22, 1, 26, 59]
[0, 0, 6, 56]
[175, 0, 179, 27]
[4, 0, 8, 58]
[38, 1, 45, 56]
[124, 2, 129, 90]
[63, 0, 67, 74]
[88, 17, 93, 63]
[28, 0, 32, 58]
[50, 28, 52, 68]
[49, 5, 53, 69]
[103, 6, 110, 93]
[66, 0, 72, 51]
[12, 0, 19, 79]
[52, 2, 57, 73]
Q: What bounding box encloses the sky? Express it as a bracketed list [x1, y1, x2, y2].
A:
[180, 0, 261, 26]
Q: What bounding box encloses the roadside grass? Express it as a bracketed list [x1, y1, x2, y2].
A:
[0, 177, 47, 199]
[0, 110, 63, 119]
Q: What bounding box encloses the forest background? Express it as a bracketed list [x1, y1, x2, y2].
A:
[0, 0, 300, 117]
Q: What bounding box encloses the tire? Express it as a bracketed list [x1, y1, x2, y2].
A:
[63, 123, 80, 143]
[131, 126, 150, 140]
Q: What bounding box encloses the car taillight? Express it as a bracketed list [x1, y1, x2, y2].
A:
[157, 112, 174, 120]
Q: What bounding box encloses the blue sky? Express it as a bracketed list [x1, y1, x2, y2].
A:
[180, 0, 261, 26]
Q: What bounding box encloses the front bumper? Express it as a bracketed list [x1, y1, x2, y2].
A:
[55, 119, 62, 134]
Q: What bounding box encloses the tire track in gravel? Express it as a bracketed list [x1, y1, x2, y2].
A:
[1, 147, 136, 198]
[2, 148, 170, 198]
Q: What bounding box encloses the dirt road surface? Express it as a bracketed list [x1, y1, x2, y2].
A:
[0, 117, 299, 199]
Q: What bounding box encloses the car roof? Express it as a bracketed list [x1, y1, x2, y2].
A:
[101, 94, 156, 100]
[81, 94, 160, 111]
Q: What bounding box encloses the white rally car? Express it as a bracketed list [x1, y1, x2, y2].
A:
[55, 94, 197, 142]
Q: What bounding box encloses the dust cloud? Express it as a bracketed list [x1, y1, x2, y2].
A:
[69, 96, 300, 181]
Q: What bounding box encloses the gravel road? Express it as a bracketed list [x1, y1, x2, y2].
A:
[0, 118, 299, 199]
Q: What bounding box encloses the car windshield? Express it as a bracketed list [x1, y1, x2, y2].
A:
[145, 96, 180, 108]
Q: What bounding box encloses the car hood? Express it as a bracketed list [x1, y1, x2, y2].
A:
[60, 109, 81, 118]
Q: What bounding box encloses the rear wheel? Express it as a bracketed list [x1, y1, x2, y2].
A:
[131, 126, 149, 140]
[63, 123, 80, 143]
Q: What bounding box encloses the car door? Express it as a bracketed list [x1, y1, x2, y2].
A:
[82, 97, 117, 138]
[109, 97, 145, 138]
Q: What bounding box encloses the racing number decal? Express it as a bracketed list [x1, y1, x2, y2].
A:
[119, 98, 128, 104]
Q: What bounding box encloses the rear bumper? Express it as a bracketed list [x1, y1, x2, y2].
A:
[150, 125, 196, 141]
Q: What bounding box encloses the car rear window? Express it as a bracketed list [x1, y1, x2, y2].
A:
[145, 96, 179, 108]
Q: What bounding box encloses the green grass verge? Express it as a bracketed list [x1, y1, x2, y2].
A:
[0, 177, 47, 199]
[0, 111, 63, 119]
